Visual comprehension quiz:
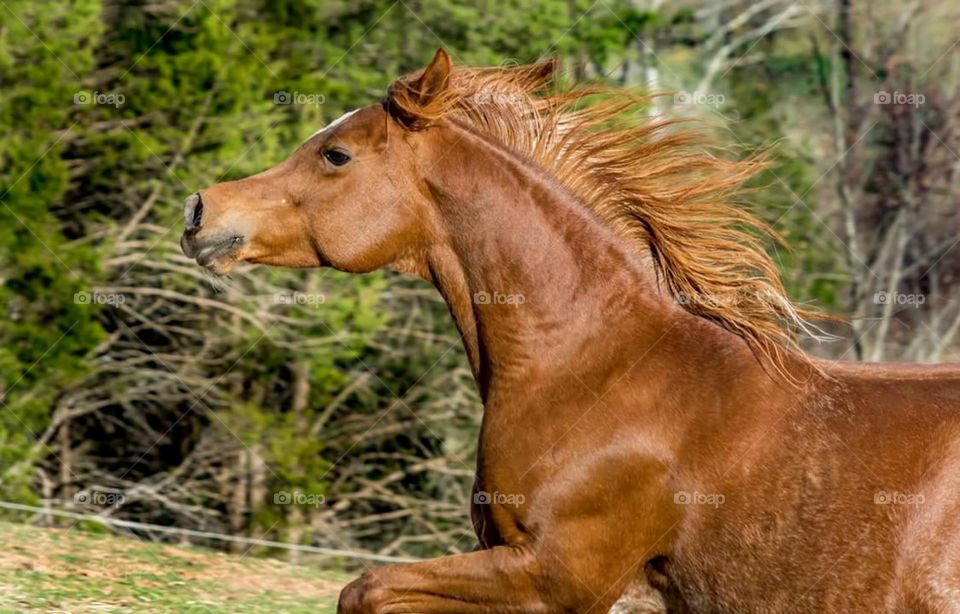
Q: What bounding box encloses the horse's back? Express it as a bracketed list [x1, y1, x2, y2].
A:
[824, 359, 960, 611]
[825, 358, 960, 387]
[826, 358, 960, 423]
[668, 357, 960, 612]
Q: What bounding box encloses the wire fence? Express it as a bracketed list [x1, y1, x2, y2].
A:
[0, 500, 420, 564]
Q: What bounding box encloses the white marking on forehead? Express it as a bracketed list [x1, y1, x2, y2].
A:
[307, 109, 358, 142]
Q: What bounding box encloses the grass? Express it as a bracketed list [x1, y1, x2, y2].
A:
[0, 520, 351, 613]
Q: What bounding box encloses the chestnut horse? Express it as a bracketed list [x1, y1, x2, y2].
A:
[181, 49, 960, 612]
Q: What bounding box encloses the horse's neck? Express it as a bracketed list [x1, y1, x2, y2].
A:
[421, 122, 672, 401]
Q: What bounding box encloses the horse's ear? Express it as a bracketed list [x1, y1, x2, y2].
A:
[414, 48, 452, 106]
[386, 48, 453, 129]
[532, 56, 558, 81]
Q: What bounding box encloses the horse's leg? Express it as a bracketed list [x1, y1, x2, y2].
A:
[607, 577, 668, 614]
[337, 546, 563, 613]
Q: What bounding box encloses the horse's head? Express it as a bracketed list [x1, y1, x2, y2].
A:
[181, 50, 453, 276]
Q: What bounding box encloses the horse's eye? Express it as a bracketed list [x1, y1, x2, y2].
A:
[323, 149, 351, 167]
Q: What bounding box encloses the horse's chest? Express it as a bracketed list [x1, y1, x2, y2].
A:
[470, 428, 541, 547]
[472, 406, 674, 550]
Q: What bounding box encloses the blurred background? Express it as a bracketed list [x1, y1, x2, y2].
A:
[1, 0, 959, 606]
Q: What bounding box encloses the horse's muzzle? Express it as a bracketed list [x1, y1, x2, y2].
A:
[180, 232, 198, 259]
[180, 192, 244, 268]
[181, 232, 244, 266]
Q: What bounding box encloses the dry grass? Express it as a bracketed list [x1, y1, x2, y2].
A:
[0, 520, 350, 613]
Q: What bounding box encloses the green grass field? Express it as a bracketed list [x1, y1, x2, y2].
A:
[0, 521, 351, 613]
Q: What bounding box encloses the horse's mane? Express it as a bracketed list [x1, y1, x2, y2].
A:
[386, 56, 822, 379]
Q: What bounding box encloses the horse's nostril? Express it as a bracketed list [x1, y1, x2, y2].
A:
[184, 192, 204, 231]
[192, 197, 203, 227]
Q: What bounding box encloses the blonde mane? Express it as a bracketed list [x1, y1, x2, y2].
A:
[386, 58, 821, 379]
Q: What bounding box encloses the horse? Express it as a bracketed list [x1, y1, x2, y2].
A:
[181, 49, 960, 613]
